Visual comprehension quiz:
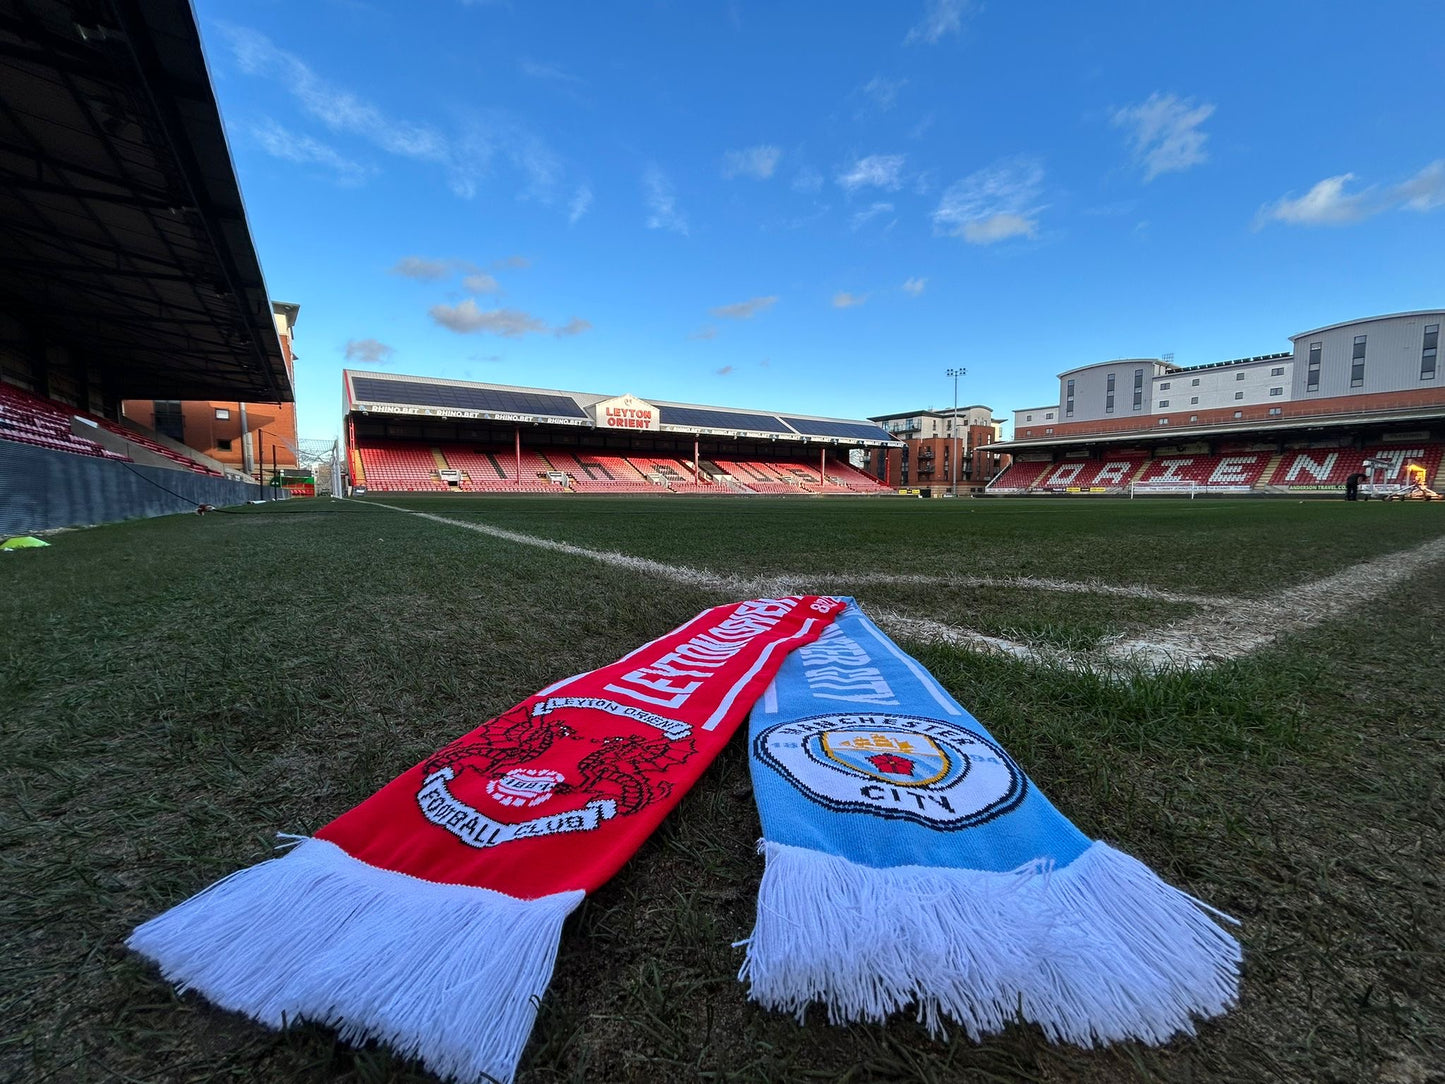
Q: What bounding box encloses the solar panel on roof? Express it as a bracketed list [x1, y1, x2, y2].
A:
[659, 405, 793, 433]
[780, 417, 897, 442]
[351, 377, 588, 419]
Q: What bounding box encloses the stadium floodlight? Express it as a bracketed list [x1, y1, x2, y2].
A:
[946, 367, 967, 496]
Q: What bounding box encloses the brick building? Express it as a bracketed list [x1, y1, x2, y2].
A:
[122, 303, 299, 481]
[860, 405, 1007, 495]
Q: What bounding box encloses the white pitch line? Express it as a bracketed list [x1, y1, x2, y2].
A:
[1102, 532, 1445, 670]
[365, 502, 1445, 675]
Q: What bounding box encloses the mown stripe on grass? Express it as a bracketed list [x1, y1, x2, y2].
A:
[367, 501, 1445, 675]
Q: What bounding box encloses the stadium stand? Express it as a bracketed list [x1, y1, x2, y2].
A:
[0, 383, 225, 475]
[985, 444, 1445, 495]
[357, 443, 450, 492]
[1133, 453, 1270, 491]
[627, 454, 717, 491]
[93, 417, 223, 475]
[986, 458, 1067, 493]
[343, 371, 903, 498]
[1268, 444, 1445, 490]
[346, 434, 898, 496]
[0, 384, 117, 459]
[825, 460, 896, 492]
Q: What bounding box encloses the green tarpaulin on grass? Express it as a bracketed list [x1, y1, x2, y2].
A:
[1, 536, 50, 550]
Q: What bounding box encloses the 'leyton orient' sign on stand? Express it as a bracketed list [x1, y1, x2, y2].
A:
[595, 394, 660, 431]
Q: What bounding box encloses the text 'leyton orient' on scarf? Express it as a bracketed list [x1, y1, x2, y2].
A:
[128, 596, 847, 1084]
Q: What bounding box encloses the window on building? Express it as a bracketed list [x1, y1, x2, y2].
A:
[1105, 373, 1115, 413]
[1190, 396, 1199, 405]
[1133, 368, 1143, 410]
[1235, 372, 1246, 381]
[1235, 391, 1245, 400]
[1423, 324, 1439, 380]
[1269, 387, 1283, 396]
[1159, 381, 1171, 391]
[153, 400, 183, 441]
[1025, 414, 1033, 422]
[1351, 335, 1366, 387]
[1191, 377, 1200, 386]
[1270, 366, 1285, 376]
[1045, 427, 1054, 435]
[216, 438, 233, 451]
[1157, 417, 1169, 425]
[1307, 341, 1322, 391]
[1233, 410, 1243, 419]
[1045, 411, 1054, 420]
[1158, 399, 1170, 408]
[1267, 407, 1282, 416]
[1189, 414, 1198, 422]
[1065, 379, 1075, 417]
[214, 408, 230, 420]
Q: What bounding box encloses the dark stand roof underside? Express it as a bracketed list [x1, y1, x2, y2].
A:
[659, 405, 794, 434]
[0, 0, 290, 401]
[351, 376, 588, 420]
[781, 417, 895, 442]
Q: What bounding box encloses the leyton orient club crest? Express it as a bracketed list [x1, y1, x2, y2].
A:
[754, 713, 1027, 829]
[416, 700, 695, 849]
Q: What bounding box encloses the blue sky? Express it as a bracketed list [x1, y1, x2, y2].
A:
[196, 0, 1445, 440]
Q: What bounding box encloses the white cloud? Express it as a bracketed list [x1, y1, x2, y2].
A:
[723, 145, 782, 180]
[643, 166, 688, 235]
[223, 26, 448, 162]
[249, 118, 372, 185]
[1395, 159, 1445, 212]
[461, 273, 500, 293]
[391, 256, 467, 280]
[905, 0, 972, 45]
[837, 154, 905, 191]
[1256, 160, 1445, 228]
[1112, 93, 1215, 181]
[962, 212, 1037, 243]
[791, 166, 824, 193]
[554, 317, 592, 337]
[1258, 174, 1368, 226]
[429, 301, 547, 336]
[519, 58, 582, 85]
[343, 338, 395, 364]
[860, 76, 906, 112]
[222, 25, 570, 207]
[568, 184, 593, 224]
[933, 157, 1045, 244]
[833, 291, 867, 308]
[850, 202, 895, 230]
[711, 296, 778, 320]
[902, 276, 927, 296]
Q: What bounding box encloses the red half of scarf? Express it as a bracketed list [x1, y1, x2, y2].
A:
[317, 595, 845, 898]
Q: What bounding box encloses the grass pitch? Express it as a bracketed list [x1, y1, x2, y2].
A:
[2, 495, 1443, 1083]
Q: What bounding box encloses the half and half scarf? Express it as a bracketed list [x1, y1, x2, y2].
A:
[129, 596, 1240, 1083]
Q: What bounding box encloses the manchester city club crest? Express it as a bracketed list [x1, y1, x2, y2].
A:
[755, 713, 1026, 829]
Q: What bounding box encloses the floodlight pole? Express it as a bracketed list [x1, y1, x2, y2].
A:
[946, 366, 967, 496]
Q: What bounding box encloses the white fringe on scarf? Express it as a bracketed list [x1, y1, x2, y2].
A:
[739, 839, 1241, 1045]
[127, 837, 582, 1084]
